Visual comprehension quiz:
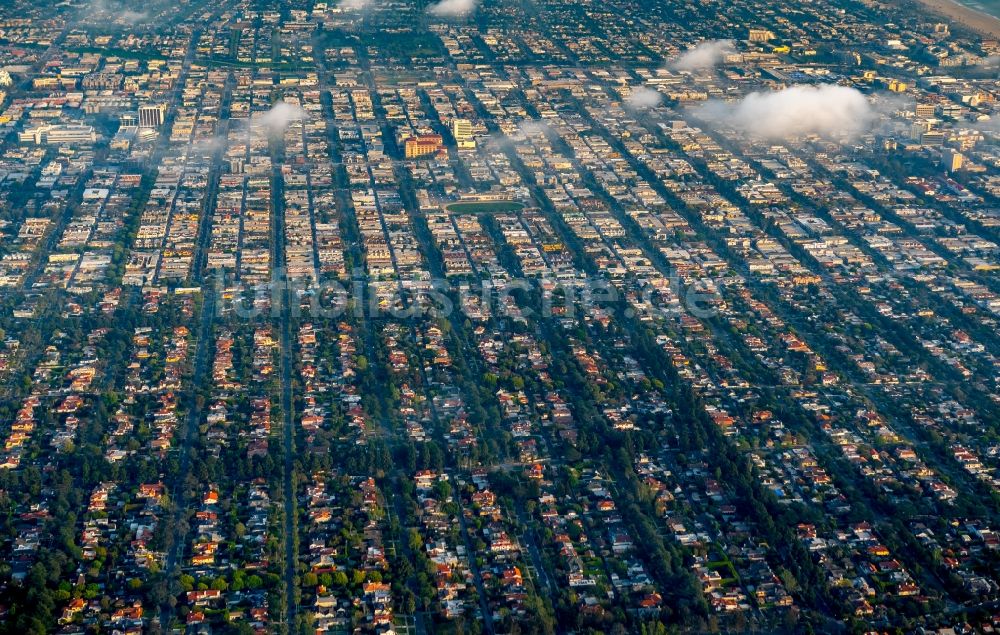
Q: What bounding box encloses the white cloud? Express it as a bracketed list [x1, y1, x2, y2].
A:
[79, 0, 148, 25]
[515, 120, 551, 138]
[251, 102, 308, 136]
[624, 86, 663, 110]
[120, 9, 149, 24]
[427, 0, 478, 18]
[692, 84, 877, 141]
[338, 0, 378, 10]
[670, 39, 735, 71]
[483, 119, 552, 149]
[970, 115, 1000, 133]
[188, 134, 227, 157]
[80, 0, 109, 15]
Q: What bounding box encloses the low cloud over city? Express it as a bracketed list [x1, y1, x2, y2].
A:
[624, 86, 664, 110]
[252, 101, 308, 136]
[669, 39, 735, 71]
[693, 84, 876, 140]
[427, 0, 478, 17]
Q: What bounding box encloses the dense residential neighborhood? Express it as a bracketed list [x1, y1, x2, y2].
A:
[0, 0, 998, 633]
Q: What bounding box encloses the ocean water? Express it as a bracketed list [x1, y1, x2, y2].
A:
[956, 0, 1000, 20]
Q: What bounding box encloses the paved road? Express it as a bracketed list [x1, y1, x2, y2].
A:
[271, 136, 299, 633]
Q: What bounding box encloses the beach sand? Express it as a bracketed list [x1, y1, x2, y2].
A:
[910, 0, 1000, 39]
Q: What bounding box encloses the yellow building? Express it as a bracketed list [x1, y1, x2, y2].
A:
[452, 118, 476, 149]
[945, 149, 964, 172]
[404, 135, 444, 159]
[748, 28, 774, 42]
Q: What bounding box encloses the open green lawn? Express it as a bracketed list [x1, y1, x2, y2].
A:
[445, 201, 525, 215]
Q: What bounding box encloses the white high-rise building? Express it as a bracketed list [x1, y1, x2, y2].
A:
[138, 104, 166, 128]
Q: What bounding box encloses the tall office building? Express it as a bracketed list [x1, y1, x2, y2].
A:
[452, 118, 476, 149]
[945, 149, 964, 172]
[138, 104, 166, 128]
[915, 103, 937, 118]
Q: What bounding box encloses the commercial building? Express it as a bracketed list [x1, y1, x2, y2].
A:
[404, 134, 444, 159]
[18, 124, 97, 145]
[138, 103, 166, 128]
[945, 149, 964, 172]
[120, 112, 140, 127]
[748, 28, 774, 42]
[452, 118, 476, 149]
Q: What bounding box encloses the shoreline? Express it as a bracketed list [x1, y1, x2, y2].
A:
[909, 0, 1000, 39]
